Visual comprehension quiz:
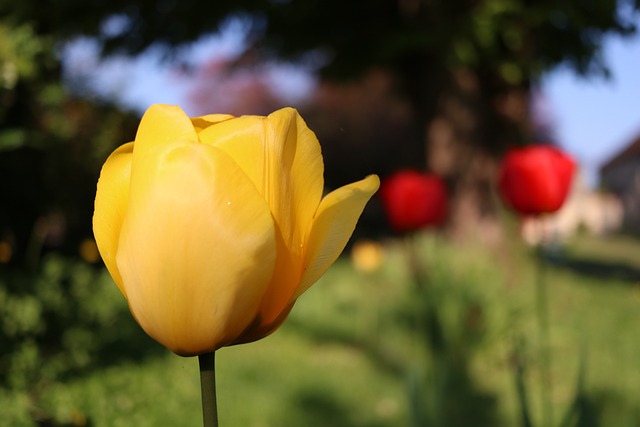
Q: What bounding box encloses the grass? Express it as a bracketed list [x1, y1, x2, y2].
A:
[3, 231, 640, 426]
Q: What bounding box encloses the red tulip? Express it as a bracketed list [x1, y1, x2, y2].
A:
[498, 145, 575, 215]
[380, 170, 447, 231]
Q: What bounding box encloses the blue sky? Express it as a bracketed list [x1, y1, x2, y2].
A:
[541, 27, 640, 186]
[67, 19, 640, 187]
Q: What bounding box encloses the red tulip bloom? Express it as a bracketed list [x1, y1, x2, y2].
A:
[498, 145, 575, 215]
[380, 170, 447, 231]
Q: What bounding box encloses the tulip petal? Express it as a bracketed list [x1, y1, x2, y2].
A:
[198, 108, 325, 324]
[93, 142, 133, 297]
[135, 104, 199, 154]
[295, 174, 380, 299]
[197, 108, 324, 253]
[116, 141, 276, 356]
[191, 114, 235, 132]
[231, 301, 295, 346]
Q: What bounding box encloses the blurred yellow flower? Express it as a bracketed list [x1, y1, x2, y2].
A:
[93, 105, 379, 356]
[0, 241, 11, 263]
[351, 239, 384, 273]
[79, 238, 100, 263]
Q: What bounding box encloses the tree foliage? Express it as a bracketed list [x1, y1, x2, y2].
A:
[1, 0, 638, 260]
[36, 0, 635, 162]
[0, 16, 138, 267]
[7, 0, 634, 77]
[0, 1, 639, 422]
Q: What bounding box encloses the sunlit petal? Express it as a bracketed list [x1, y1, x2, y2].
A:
[250, 224, 299, 327]
[93, 142, 133, 296]
[116, 141, 276, 356]
[198, 108, 325, 323]
[135, 104, 199, 155]
[296, 174, 380, 299]
[198, 108, 324, 250]
[191, 114, 235, 132]
[93, 103, 379, 356]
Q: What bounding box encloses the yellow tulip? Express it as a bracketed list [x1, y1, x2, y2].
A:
[93, 104, 379, 356]
[351, 239, 384, 274]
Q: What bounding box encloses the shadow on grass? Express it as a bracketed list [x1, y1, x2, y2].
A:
[543, 252, 640, 283]
[279, 387, 388, 427]
[560, 388, 640, 427]
[440, 358, 500, 427]
[284, 314, 406, 377]
[285, 310, 501, 427]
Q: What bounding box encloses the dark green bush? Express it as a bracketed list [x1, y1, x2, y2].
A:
[0, 254, 160, 424]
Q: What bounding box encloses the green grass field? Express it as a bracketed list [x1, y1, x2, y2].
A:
[2, 231, 640, 426]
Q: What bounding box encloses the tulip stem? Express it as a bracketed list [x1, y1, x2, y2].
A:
[199, 352, 219, 427]
[535, 245, 552, 427]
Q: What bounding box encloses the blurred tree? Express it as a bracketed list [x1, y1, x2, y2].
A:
[0, 1, 637, 422]
[1, 0, 638, 251]
[23, 0, 635, 236]
[0, 16, 138, 267]
[6, 0, 636, 129]
[184, 54, 285, 116]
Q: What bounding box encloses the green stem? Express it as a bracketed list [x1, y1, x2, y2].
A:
[405, 234, 444, 354]
[405, 234, 445, 427]
[513, 337, 534, 427]
[535, 247, 552, 427]
[199, 352, 219, 427]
